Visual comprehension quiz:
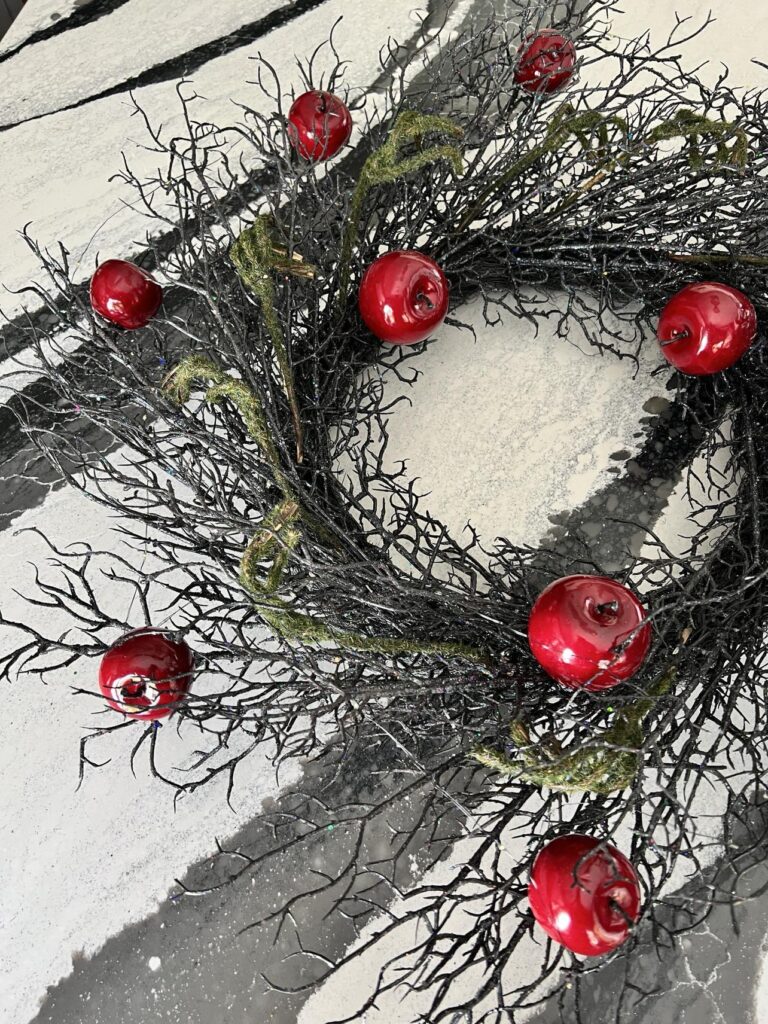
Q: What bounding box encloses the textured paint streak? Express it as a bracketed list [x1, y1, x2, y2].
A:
[0, 0, 333, 131]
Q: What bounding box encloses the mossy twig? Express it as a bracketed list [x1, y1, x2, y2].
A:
[337, 111, 463, 308]
[471, 669, 674, 794]
[457, 103, 748, 231]
[230, 215, 315, 462]
[254, 597, 490, 665]
[165, 357, 486, 663]
[667, 250, 768, 267]
[455, 103, 626, 233]
[240, 499, 301, 595]
[162, 353, 296, 501]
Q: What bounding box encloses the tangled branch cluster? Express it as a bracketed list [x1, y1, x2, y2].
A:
[6, 1, 768, 1018]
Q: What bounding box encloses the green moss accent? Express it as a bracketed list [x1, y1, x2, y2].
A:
[230, 215, 315, 463]
[471, 669, 674, 794]
[645, 109, 748, 171]
[455, 103, 627, 232]
[337, 111, 463, 307]
[163, 354, 296, 501]
[457, 103, 748, 232]
[239, 499, 301, 595]
[254, 598, 490, 665]
[164, 356, 487, 665]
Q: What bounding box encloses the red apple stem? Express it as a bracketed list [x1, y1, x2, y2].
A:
[608, 897, 635, 928]
[659, 327, 691, 348]
[318, 93, 328, 115]
[121, 680, 147, 700]
[415, 291, 435, 310]
[596, 600, 620, 616]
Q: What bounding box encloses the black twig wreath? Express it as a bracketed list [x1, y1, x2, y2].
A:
[6, 1, 768, 1019]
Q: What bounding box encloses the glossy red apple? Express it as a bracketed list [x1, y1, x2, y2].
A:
[358, 250, 449, 345]
[287, 89, 352, 162]
[99, 627, 194, 721]
[515, 30, 576, 94]
[90, 259, 163, 330]
[657, 281, 757, 375]
[528, 833, 641, 956]
[527, 575, 651, 691]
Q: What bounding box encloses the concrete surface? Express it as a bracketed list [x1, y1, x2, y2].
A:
[2, 1, 768, 1023]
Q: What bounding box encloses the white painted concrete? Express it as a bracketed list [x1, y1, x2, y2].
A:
[0, 0, 72, 52]
[0, 485, 304, 1024]
[1, 0, 766, 1021]
[0, 0, 291, 124]
[378, 294, 668, 552]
